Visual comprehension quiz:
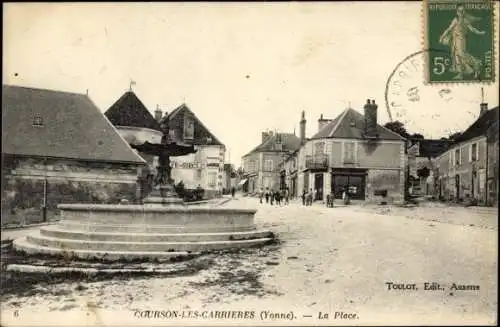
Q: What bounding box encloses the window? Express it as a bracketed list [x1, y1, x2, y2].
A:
[470, 143, 477, 162]
[208, 172, 217, 187]
[314, 141, 325, 156]
[343, 142, 356, 163]
[455, 148, 461, 166]
[33, 114, 43, 127]
[264, 159, 273, 172]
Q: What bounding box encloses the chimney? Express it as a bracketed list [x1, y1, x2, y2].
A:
[154, 105, 163, 122]
[318, 113, 332, 132]
[480, 102, 488, 116]
[300, 111, 306, 145]
[364, 99, 379, 138]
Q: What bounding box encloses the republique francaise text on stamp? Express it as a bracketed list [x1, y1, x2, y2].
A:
[424, 0, 495, 83]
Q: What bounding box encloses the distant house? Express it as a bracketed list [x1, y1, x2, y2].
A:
[241, 131, 301, 194]
[406, 138, 453, 196]
[105, 93, 226, 198]
[435, 104, 499, 206]
[279, 149, 299, 198]
[298, 99, 406, 202]
[2, 85, 146, 226]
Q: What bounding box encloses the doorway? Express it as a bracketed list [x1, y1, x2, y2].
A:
[314, 173, 324, 201]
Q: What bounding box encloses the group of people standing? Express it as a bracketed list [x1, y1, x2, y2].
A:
[260, 187, 290, 206]
[257, 185, 352, 207]
[301, 186, 351, 207]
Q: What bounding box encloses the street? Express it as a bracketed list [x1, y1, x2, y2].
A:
[1, 197, 497, 326]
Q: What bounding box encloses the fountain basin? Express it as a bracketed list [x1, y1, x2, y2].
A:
[13, 202, 275, 262]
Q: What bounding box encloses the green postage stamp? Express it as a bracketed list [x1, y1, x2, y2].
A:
[424, 0, 495, 83]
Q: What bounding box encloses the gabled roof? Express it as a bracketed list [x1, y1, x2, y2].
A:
[311, 108, 406, 141]
[161, 103, 225, 147]
[2, 85, 146, 164]
[244, 133, 301, 157]
[454, 106, 499, 143]
[104, 91, 161, 131]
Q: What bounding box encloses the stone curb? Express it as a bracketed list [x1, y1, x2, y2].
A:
[6, 263, 181, 275]
[1, 220, 60, 231]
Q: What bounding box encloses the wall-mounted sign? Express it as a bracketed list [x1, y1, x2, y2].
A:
[170, 162, 204, 169]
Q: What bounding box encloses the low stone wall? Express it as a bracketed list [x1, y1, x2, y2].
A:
[1, 156, 140, 227]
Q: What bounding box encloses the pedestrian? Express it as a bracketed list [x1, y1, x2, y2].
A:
[270, 189, 274, 205]
[259, 187, 264, 203]
[275, 190, 280, 206]
[342, 186, 350, 205]
[231, 186, 235, 198]
[265, 188, 269, 204]
[313, 189, 317, 202]
[326, 192, 334, 208]
[301, 189, 306, 206]
[285, 188, 289, 205]
[307, 188, 313, 206]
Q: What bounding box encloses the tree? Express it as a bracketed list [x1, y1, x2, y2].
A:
[384, 121, 409, 138]
[417, 166, 430, 180]
[409, 133, 425, 139]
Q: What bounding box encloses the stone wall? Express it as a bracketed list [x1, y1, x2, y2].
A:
[366, 169, 403, 203]
[1, 155, 140, 226]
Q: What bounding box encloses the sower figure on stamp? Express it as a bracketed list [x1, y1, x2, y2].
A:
[439, 4, 486, 79]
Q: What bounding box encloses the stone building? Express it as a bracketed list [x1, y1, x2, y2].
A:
[435, 104, 498, 206]
[241, 131, 301, 194]
[1, 85, 146, 226]
[105, 93, 226, 198]
[406, 139, 453, 196]
[297, 99, 406, 203]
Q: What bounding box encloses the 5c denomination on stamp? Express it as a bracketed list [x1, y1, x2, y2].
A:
[424, 0, 495, 83]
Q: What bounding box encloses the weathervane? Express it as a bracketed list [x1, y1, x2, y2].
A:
[129, 80, 136, 92]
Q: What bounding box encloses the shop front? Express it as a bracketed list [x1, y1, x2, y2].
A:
[331, 168, 367, 200]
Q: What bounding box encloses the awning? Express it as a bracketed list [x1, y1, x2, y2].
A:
[238, 179, 248, 186]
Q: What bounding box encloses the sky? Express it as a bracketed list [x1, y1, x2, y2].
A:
[3, 2, 499, 166]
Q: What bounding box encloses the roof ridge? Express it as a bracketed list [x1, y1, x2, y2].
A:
[3, 84, 86, 97]
[328, 108, 350, 137]
[86, 96, 146, 164]
[168, 104, 225, 147]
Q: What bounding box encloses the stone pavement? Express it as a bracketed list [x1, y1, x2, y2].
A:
[1, 197, 497, 326]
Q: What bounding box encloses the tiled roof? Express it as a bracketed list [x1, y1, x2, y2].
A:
[244, 133, 301, 157]
[311, 108, 405, 141]
[104, 91, 161, 131]
[2, 85, 146, 164]
[161, 104, 225, 147]
[454, 106, 499, 143]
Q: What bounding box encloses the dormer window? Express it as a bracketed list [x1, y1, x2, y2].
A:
[33, 114, 44, 127]
[206, 136, 213, 143]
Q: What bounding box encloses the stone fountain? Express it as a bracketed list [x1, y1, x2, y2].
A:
[13, 115, 274, 262]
